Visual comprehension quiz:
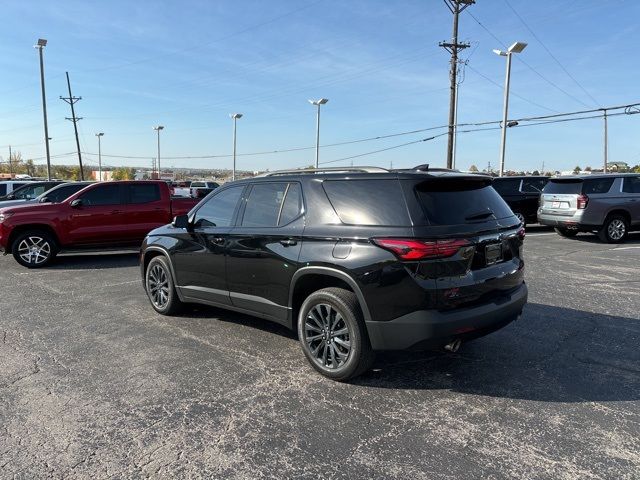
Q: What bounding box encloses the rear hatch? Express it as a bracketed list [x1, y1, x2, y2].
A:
[540, 178, 583, 216]
[383, 176, 525, 310]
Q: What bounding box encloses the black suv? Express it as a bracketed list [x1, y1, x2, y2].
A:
[492, 176, 549, 226]
[140, 167, 528, 380]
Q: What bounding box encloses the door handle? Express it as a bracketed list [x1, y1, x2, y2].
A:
[280, 239, 297, 247]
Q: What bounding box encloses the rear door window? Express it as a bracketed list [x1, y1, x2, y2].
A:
[415, 179, 513, 225]
[622, 176, 640, 194]
[323, 179, 410, 226]
[127, 183, 161, 204]
[241, 183, 288, 227]
[279, 183, 303, 226]
[0, 184, 6, 196]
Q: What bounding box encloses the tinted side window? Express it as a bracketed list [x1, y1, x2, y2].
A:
[80, 184, 122, 206]
[241, 183, 288, 227]
[583, 178, 614, 194]
[323, 179, 410, 226]
[492, 179, 521, 195]
[279, 183, 302, 226]
[0, 184, 6, 196]
[194, 186, 243, 227]
[622, 176, 640, 194]
[521, 178, 547, 193]
[128, 184, 161, 204]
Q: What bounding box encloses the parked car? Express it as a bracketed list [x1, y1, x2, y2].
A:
[190, 181, 220, 198]
[538, 174, 640, 243]
[172, 181, 192, 197]
[492, 176, 549, 226]
[0, 182, 92, 209]
[140, 166, 527, 381]
[0, 181, 64, 204]
[0, 180, 34, 198]
[0, 181, 199, 268]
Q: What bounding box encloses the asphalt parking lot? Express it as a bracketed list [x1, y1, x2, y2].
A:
[1, 228, 639, 479]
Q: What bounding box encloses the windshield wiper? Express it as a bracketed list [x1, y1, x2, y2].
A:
[465, 209, 495, 221]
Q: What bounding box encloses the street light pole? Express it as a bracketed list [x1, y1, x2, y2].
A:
[309, 98, 328, 168]
[153, 126, 164, 179]
[95, 133, 104, 180]
[35, 38, 51, 181]
[230, 113, 243, 181]
[494, 42, 527, 177]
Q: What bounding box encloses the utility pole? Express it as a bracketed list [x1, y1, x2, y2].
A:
[8, 145, 12, 175]
[440, 0, 474, 169]
[452, 59, 468, 169]
[34, 39, 51, 181]
[61, 72, 84, 180]
[602, 109, 608, 173]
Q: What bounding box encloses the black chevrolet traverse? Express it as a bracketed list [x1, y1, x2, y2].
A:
[140, 166, 528, 380]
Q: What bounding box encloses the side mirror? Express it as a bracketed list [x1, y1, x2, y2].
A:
[70, 198, 83, 208]
[172, 214, 190, 229]
[39, 196, 49, 203]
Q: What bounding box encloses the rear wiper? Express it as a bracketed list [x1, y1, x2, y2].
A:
[465, 209, 495, 221]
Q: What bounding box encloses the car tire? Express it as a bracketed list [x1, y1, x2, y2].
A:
[12, 230, 58, 268]
[598, 214, 628, 244]
[554, 227, 578, 238]
[514, 212, 526, 227]
[298, 287, 374, 381]
[145, 256, 183, 315]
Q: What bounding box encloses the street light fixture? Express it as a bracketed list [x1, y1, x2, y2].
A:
[153, 125, 164, 179]
[34, 38, 51, 180]
[95, 133, 104, 180]
[308, 98, 328, 168]
[494, 41, 527, 177]
[230, 113, 243, 181]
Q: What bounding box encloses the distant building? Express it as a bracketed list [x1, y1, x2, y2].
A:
[608, 161, 629, 172]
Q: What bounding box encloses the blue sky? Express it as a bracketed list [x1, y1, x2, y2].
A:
[1, 0, 639, 173]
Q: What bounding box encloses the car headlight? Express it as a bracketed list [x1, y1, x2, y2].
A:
[0, 212, 13, 223]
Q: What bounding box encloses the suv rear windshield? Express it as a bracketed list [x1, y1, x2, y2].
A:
[323, 179, 411, 226]
[414, 178, 513, 226]
[544, 178, 615, 195]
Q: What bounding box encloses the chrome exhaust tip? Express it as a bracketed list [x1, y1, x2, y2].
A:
[444, 339, 462, 353]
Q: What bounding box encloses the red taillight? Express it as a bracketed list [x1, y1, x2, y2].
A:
[577, 194, 588, 209]
[372, 238, 471, 260]
[517, 227, 526, 240]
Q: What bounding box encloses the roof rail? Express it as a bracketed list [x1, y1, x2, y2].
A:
[260, 166, 389, 177]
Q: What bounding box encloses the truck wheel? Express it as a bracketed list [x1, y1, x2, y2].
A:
[298, 287, 374, 381]
[598, 214, 628, 243]
[12, 230, 58, 268]
[554, 227, 578, 238]
[145, 256, 183, 315]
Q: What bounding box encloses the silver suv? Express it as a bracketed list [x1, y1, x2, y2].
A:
[538, 174, 640, 243]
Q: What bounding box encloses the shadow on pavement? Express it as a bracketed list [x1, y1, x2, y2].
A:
[352, 303, 640, 402]
[565, 231, 640, 245]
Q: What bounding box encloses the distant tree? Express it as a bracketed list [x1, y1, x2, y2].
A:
[469, 164, 479, 172]
[112, 167, 135, 180]
[584, 166, 592, 171]
[532, 170, 540, 176]
[633, 165, 640, 173]
[573, 166, 582, 174]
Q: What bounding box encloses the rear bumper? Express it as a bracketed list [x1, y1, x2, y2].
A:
[365, 282, 528, 351]
[537, 210, 599, 229]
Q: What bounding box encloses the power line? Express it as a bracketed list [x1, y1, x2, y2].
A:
[465, 9, 592, 109]
[503, 0, 600, 107]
